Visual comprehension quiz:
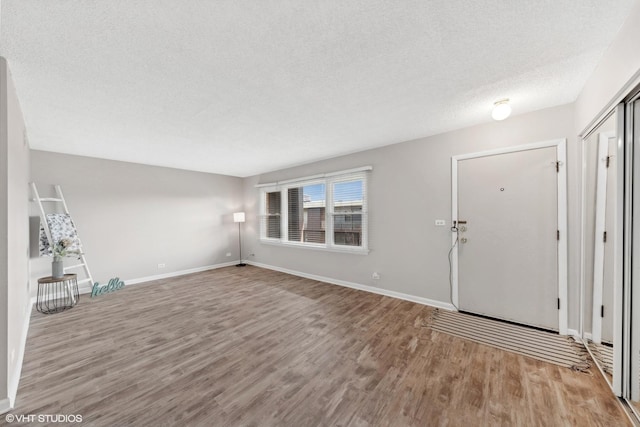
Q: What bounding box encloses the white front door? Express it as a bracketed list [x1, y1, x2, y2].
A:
[454, 145, 562, 331]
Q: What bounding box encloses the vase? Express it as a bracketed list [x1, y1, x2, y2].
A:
[52, 259, 64, 279]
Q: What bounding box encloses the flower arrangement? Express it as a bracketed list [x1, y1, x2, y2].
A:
[53, 238, 82, 261]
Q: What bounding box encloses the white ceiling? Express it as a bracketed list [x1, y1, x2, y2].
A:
[0, 1, 637, 177]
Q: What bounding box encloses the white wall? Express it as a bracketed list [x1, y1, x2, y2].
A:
[243, 103, 581, 329]
[0, 57, 31, 411]
[575, 1, 640, 134]
[30, 151, 244, 292]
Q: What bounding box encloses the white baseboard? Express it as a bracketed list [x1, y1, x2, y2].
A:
[584, 332, 593, 341]
[0, 398, 11, 415]
[77, 261, 240, 294]
[247, 261, 456, 311]
[30, 261, 242, 304]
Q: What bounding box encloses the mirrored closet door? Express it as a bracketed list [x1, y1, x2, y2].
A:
[627, 92, 640, 416]
[585, 86, 640, 421]
[582, 106, 623, 392]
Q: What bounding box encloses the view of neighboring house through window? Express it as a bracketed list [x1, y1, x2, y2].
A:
[332, 180, 363, 246]
[258, 167, 370, 253]
[288, 183, 326, 244]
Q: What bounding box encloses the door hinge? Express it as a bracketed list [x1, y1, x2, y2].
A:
[557, 298, 560, 310]
[555, 161, 560, 173]
[606, 156, 611, 168]
[601, 305, 605, 318]
[603, 231, 607, 242]
[557, 230, 560, 241]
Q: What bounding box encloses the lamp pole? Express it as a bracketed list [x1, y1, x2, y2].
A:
[237, 221, 246, 267]
[234, 212, 246, 267]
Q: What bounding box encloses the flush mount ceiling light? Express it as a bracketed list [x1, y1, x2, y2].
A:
[492, 98, 512, 121]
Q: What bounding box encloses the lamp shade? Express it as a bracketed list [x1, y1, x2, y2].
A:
[233, 212, 246, 223]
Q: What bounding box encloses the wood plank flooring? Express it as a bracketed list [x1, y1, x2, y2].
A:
[7, 266, 629, 426]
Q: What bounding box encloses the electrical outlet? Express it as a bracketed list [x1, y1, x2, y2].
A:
[435, 219, 446, 226]
[226, 252, 231, 257]
[157, 263, 165, 269]
[372, 272, 381, 280]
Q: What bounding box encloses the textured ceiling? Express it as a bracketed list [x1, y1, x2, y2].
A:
[0, 1, 637, 177]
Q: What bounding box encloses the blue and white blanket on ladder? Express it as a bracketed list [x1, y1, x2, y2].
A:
[39, 213, 82, 257]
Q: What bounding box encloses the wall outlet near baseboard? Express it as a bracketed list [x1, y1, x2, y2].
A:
[157, 263, 166, 269]
[372, 272, 381, 280]
[435, 219, 446, 226]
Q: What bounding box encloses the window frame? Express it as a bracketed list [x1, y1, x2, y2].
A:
[258, 186, 283, 242]
[283, 179, 327, 247]
[257, 168, 370, 254]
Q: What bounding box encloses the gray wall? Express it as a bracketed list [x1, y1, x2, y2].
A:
[575, 1, 640, 134]
[574, 4, 640, 339]
[30, 151, 244, 291]
[0, 58, 31, 408]
[243, 103, 581, 329]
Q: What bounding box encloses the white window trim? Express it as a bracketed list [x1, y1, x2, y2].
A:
[256, 165, 373, 188]
[258, 185, 281, 241]
[257, 166, 371, 254]
[260, 238, 370, 255]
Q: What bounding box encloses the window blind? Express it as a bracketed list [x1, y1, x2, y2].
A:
[258, 167, 370, 253]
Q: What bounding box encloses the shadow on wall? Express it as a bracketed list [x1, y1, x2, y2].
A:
[29, 215, 53, 294]
[28, 216, 40, 258]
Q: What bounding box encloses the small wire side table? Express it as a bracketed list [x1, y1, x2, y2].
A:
[36, 274, 80, 314]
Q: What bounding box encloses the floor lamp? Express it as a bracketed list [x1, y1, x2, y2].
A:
[233, 212, 246, 267]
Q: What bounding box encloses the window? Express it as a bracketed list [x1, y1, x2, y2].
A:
[261, 190, 281, 239]
[332, 179, 363, 247]
[258, 167, 370, 253]
[288, 183, 326, 244]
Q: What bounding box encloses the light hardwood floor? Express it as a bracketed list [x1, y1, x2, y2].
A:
[8, 266, 629, 426]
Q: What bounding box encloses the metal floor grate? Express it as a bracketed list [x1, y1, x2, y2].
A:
[586, 341, 613, 375]
[429, 309, 591, 371]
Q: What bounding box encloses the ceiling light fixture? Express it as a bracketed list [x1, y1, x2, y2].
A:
[492, 98, 511, 121]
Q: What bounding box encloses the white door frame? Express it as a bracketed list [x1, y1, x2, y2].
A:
[451, 139, 568, 335]
[591, 131, 616, 344]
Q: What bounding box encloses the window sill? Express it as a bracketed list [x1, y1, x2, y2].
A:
[259, 238, 370, 255]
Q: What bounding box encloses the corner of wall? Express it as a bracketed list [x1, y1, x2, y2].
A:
[0, 50, 10, 410]
[0, 56, 33, 413]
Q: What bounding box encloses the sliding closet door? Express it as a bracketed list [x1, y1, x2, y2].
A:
[582, 107, 623, 394]
[630, 97, 640, 403]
